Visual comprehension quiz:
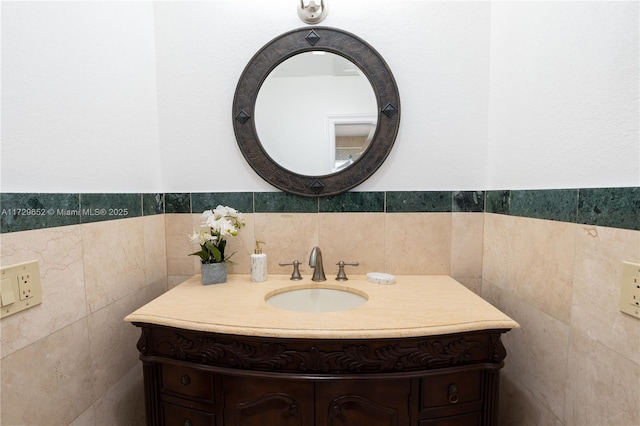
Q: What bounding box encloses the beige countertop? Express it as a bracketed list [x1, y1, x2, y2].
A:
[125, 274, 519, 339]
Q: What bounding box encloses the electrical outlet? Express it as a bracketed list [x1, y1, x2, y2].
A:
[0, 260, 42, 319]
[620, 261, 640, 319]
[19, 270, 36, 300]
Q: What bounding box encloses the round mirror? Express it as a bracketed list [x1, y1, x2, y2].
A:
[255, 51, 377, 176]
[233, 27, 400, 197]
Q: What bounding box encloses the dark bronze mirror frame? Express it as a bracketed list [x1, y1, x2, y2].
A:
[233, 27, 400, 198]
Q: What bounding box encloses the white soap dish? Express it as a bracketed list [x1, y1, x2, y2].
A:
[366, 272, 396, 285]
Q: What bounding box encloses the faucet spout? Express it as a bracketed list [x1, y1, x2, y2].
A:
[309, 246, 326, 282]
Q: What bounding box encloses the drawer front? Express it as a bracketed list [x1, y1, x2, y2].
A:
[161, 364, 215, 402]
[162, 402, 217, 426]
[419, 412, 481, 426]
[421, 370, 482, 409]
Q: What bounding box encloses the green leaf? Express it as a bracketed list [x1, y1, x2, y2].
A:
[218, 239, 227, 261]
[205, 242, 222, 263]
[189, 249, 209, 262]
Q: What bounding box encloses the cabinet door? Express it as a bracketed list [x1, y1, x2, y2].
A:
[316, 379, 410, 426]
[222, 376, 313, 426]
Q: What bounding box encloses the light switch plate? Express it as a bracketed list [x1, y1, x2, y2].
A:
[620, 261, 640, 319]
[0, 260, 42, 319]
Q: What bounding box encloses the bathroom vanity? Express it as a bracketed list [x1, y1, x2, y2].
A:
[126, 275, 518, 426]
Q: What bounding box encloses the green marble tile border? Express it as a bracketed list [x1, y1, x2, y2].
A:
[510, 189, 579, 223]
[143, 193, 165, 216]
[79, 193, 142, 224]
[0, 193, 162, 232]
[1, 187, 638, 232]
[320, 192, 384, 212]
[577, 187, 639, 231]
[0, 193, 80, 233]
[485, 190, 510, 215]
[485, 187, 639, 230]
[165, 193, 191, 213]
[453, 191, 485, 213]
[386, 191, 451, 213]
[254, 192, 318, 213]
[192, 192, 253, 214]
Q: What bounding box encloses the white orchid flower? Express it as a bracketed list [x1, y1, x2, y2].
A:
[219, 219, 237, 236]
[189, 230, 207, 244]
[204, 214, 221, 231]
[189, 206, 246, 264]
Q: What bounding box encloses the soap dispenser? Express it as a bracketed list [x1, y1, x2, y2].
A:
[251, 241, 267, 282]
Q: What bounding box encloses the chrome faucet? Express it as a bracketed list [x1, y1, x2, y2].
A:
[309, 246, 326, 282]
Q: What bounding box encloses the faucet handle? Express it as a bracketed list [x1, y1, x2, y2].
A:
[279, 260, 303, 281]
[335, 261, 359, 281]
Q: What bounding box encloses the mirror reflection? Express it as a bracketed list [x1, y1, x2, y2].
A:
[255, 51, 377, 176]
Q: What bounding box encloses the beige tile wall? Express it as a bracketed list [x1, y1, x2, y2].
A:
[167, 212, 480, 288]
[0, 216, 167, 425]
[483, 213, 640, 425]
[2, 211, 637, 425]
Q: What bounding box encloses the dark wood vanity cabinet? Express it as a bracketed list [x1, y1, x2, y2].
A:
[134, 324, 509, 426]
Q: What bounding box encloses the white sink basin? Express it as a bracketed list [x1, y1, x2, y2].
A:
[265, 286, 368, 313]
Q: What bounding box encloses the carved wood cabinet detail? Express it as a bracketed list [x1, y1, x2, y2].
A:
[134, 324, 509, 426]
